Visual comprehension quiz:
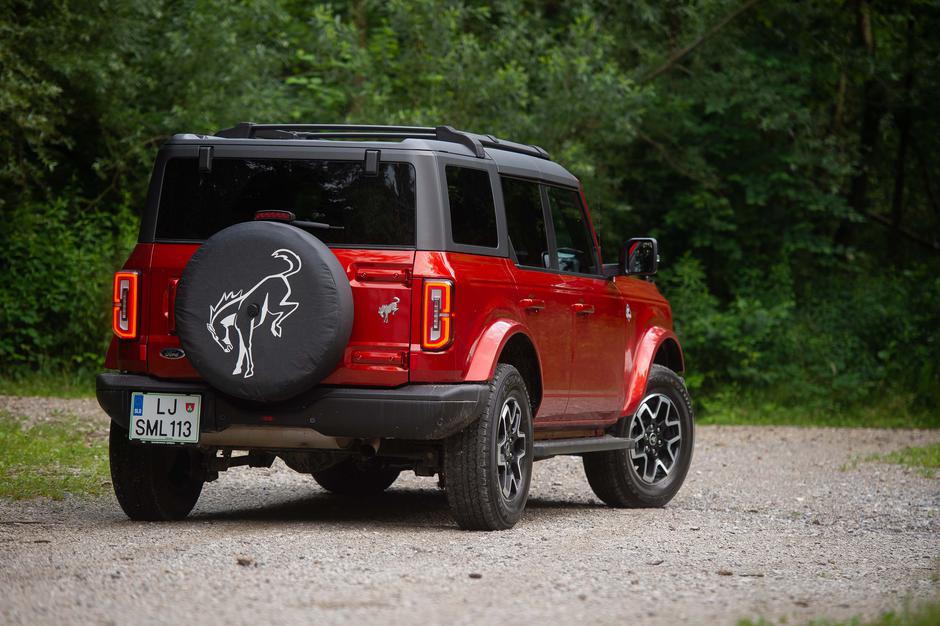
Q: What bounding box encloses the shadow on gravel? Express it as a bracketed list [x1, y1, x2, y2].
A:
[187, 488, 605, 529]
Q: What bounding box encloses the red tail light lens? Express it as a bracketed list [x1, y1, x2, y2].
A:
[422, 279, 453, 350]
[112, 270, 140, 339]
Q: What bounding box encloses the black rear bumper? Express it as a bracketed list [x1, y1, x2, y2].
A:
[96, 373, 488, 441]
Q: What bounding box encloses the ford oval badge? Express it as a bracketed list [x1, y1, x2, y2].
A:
[160, 347, 186, 360]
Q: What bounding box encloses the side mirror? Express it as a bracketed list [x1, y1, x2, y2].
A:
[621, 238, 658, 276]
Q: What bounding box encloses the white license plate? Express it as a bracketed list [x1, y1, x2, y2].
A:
[129, 392, 201, 444]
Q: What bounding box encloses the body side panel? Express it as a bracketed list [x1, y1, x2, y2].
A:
[615, 272, 683, 417]
[408, 251, 518, 382]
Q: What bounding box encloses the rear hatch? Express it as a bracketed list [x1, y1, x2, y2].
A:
[140, 151, 416, 387]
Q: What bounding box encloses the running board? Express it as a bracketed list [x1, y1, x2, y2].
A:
[533, 435, 637, 460]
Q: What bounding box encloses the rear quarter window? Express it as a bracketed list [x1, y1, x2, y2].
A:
[155, 158, 416, 247]
[445, 166, 498, 248]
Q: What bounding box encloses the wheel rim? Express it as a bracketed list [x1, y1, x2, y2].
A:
[628, 393, 682, 485]
[496, 397, 527, 500]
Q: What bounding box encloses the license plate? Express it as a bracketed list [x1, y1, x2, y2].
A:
[129, 392, 201, 444]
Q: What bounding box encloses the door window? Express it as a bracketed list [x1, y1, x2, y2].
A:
[546, 187, 598, 275]
[501, 177, 550, 269]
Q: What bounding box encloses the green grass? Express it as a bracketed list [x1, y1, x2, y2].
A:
[0, 369, 96, 398]
[853, 442, 940, 477]
[739, 601, 940, 626]
[0, 412, 109, 499]
[697, 388, 939, 429]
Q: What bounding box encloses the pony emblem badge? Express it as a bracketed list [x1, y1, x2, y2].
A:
[378, 297, 400, 324]
[206, 249, 301, 378]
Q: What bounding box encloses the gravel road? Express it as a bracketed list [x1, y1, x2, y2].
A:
[1, 397, 938, 625]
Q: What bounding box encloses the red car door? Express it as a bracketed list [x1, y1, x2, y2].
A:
[544, 186, 625, 423]
[501, 176, 570, 418]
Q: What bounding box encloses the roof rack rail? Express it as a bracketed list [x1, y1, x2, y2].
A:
[214, 123, 550, 160]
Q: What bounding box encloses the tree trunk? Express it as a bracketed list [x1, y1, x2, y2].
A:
[890, 18, 915, 238]
[830, 73, 846, 133]
[837, 0, 885, 247]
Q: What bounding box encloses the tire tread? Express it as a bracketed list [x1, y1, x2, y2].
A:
[109, 422, 204, 521]
[444, 364, 531, 530]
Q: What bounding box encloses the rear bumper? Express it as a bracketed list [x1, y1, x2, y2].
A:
[96, 373, 488, 441]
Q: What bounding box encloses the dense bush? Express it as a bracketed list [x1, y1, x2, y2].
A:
[0, 197, 137, 370]
[660, 256, 940, 411]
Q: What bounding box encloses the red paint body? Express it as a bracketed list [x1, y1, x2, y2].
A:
[106, 195, 683, 433]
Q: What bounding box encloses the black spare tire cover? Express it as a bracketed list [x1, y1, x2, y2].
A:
[175, 221, 353, 402]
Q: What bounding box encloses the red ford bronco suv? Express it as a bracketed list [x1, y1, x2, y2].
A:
[97, 123, 694, 530]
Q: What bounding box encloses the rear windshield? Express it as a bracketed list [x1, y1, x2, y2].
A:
[155, 157, 416, 246]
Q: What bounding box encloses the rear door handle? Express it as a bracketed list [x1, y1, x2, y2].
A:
[519, 298, 546, 313]
[572, 302, 595, 315]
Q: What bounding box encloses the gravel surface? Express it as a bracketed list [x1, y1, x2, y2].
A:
[1, 397, 938, 625]
[0, 395, 105, 430]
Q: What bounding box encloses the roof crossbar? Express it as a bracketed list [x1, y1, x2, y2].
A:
[214, 122, 550, 160]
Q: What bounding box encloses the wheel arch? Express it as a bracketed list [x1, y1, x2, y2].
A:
[653, 337, 684, 375]
[464, 319, 543, 415]
[622, 327, 685, 417]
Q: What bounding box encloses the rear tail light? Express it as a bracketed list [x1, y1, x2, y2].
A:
[421, 279, 454, 350]
[112, 270, 140, 339]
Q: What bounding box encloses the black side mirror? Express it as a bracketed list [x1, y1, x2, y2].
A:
[621, 238, 658, 276]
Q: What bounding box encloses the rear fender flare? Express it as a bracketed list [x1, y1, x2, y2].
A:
[622, 327, 685, 416]
[464, 319, 535, 382]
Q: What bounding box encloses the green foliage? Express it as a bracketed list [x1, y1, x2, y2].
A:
[0, 412, 109, 500]
[0, 196, 136, 370]
[0, 0, 938, 420]
[662, 255, 940, 412]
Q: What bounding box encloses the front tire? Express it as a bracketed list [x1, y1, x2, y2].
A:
[109, 421, 205, 521]
[444, 364, 534, 531]
[583, 364, 694, 508]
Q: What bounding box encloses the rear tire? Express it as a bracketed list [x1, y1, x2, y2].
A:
[583, 364, 694, 508]
[109, 421, 205, 521]
[444, 364, 534, 531]
[312, 458, 400, 495]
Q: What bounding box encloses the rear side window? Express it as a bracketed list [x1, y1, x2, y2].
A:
[155, 158, 416, 246]
[501, 177, 549, 269]
[446, 166, 498, 248]
[546, 186, 598, 275]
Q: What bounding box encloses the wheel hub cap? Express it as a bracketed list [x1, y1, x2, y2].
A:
[496, 397, 527, 499]
[628, 393, 682, 485]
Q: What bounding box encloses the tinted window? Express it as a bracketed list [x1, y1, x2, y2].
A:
[502, 177, 549, 268]
[547, 186, 597, 274]
[446, 166, 498, 248]
[156, 158, 416, 246]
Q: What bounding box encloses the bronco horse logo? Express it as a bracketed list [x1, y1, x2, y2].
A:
[378, 297, 400, 324]
[206, 249, 301, 378]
